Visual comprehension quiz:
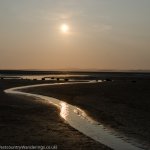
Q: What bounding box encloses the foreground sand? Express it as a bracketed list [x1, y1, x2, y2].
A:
[0, 79, 110, 150]
[22, 79, 150, 148]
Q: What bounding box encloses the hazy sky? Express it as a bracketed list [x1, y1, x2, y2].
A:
[0, 0, 150, 70]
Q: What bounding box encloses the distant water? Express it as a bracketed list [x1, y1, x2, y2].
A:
[0, 71, 150, 80]
[20, 74, 89, 80]
[0, 73, 90, 80]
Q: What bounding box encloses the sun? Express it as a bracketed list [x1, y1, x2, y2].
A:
[60, 24, 69, 33]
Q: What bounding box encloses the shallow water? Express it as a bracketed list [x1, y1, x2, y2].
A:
[5, 83, 145, 150]
[21, 75, 88, 80]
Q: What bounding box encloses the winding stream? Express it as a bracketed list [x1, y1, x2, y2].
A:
[4, 82, 145, 150]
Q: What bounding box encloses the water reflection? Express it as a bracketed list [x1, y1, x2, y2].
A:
[21, 74, 89, 80]
[60, 102, 69, 120]
[74, 108, 86, 119]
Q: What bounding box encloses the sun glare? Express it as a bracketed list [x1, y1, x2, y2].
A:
[60, 24, 69, 33]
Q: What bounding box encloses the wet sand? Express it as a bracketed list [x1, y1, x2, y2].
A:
[22, 79, 150, 148]
[0, 79, 110, 150]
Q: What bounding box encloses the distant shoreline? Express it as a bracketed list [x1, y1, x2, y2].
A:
[0, 69, 150, 75]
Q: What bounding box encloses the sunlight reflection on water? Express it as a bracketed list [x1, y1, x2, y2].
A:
[60, 102, 69, 120]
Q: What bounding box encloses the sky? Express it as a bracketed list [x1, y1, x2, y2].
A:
[0, 0, 150, 70]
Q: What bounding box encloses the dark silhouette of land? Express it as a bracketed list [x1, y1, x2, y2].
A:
[0, 71, 150, 149]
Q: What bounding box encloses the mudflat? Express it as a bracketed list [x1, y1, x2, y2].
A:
[22, 79, 150, 147]
[0, 79, 110, 150]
